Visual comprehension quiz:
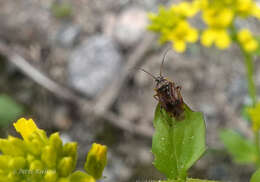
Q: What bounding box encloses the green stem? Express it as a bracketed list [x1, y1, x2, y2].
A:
[241, 48, 260, 166]
[178, 171, 187, 182]
[230, 25, 257, 105]
[240, 46, 260, 166]
[231, 24, 260, 166]
[242, 51, 257, 106]
[255, 130, 260, 166]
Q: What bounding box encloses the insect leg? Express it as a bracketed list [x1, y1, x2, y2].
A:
[153, 94, 159, 101]
[176, 86, 183, 103]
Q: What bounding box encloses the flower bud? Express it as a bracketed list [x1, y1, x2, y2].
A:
[58, 157, 74, 177]
[0, 155, 10, 170]
[30, 160, 43, 171]
[84, 143, 107, 179]
[7, 171, 19, 181]
[62, 142, 77, 169]
[0, 138, 12, 155]
[70, 171, 95, 182]
[8, 156, 26, 170]
[62, 142, 77, 158]
[29, 160, 44, 180]
[44, 170, 57, 182]
[41, 145, 57, 168]
[57, 177, 70, 182]
[8, 136, 25, 156]
[0, 137, 24, 156]
[247, 103, 260, 131]
[26, 154, 35, 163]
[49, 132, 62, 155]
[27, 138, 43, 156]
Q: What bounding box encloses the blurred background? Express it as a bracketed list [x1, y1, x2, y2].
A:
[1, 0, 260, 181]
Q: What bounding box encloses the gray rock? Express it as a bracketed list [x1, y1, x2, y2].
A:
[0, 0, 51, 44]
[208, 164, 229, 181]
[134, 0, 162, 10]
[226, 77, 249, 108]
[68, 35, 122, 97]
[102, 13, 117, 37]
[55, 24, 81, 48]
[59, 133, 72, 144]
[114, 7, 148, 47]
[200, 103, 217, 117]
[100, 152, 132, 182]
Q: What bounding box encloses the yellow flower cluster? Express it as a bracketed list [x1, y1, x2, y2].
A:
[148, 2, 199, 52]
[201, 8, 233, 49]
[0, 118, 108, 182]
[148, 0, 260, 53]
[238, 29, 258, 52]
[200, 0, 260, 18]
[200, 0, 260, 50]
[247, 103, 260, 131]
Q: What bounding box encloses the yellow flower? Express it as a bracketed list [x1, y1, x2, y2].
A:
[238, 29, 252, 42]
[247, 103, 260, 131]
[169, 21, 198, 52]
[198, 0, 209, 9]
[203, 8, 234, 28]
[84, 143, 107, 180]
[171, 2, 198, 18]
[244, 39, 258, 52]
[236, 0, 254, 16]
[201, 28, 231, 49]
[215, 30, 231, 49]
[201, 28, 216, 47]
[148, 2, 199, 53]
[237, 29, 258, 52]
[252, 5, 260, 19]
[13, 118, 39, 140]
[148, 0, 260, 53]
[89, 143, 107, 162]
[200, 4, 233, 50]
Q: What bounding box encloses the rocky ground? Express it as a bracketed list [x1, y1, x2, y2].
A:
[1, 0, 260, 181]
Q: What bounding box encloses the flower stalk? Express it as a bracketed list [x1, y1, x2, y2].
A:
[243, 51, 257, 106]
[243, 51, 260, 165]
[233, 25, 260, 166]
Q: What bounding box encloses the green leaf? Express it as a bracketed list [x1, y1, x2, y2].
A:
[0, 95, 23, 127]
[251, 169, 260, 182]
[152, 104, 206, 180]
[219, 129, 257, 164]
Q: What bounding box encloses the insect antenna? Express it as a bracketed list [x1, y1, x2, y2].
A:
[139, 68, 157, 80]
[160, 48, 171, 77]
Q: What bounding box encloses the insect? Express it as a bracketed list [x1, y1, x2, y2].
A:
[140, 50, 185, 120]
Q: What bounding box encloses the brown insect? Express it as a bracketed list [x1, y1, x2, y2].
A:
[140, 50, 185, 120]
